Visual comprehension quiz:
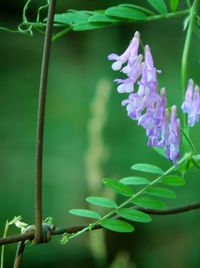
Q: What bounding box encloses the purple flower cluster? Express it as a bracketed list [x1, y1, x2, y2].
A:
[182, 79, 200, 127]
[108, 31, 180, 163]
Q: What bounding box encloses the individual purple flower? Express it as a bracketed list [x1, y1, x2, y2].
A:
[166, 106, 180, 163]
[108, 31, 140, 71]
[138, 45, 160, 93]
[108, 32, 142, 93]
[181, 79, 193, 114]
[182, 80, 200, 127]
[143, 88, 167, 147]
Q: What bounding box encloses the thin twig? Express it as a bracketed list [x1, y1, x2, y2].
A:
[1, 201, 200, 246]
[34, 0, 56, 244]
[13, 242, 26, 268]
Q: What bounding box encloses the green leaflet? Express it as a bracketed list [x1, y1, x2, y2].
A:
[120, 176, 150, 185]
[69, 209, 101, 219]
[54, 11, 91, 25]
[146, 0, 167, 15]
[100, 218, 134, 233]
[54, 10, 113, 31]
[169, 0, 179, 12]
[105, 6, 148, 21]
[117, 208, 152, 223]
[131, 163, 164, 175]
[89, 12, 126, 23]
[134, 196, 167, 209]
[103, 178, 134, 197]
[162, 175, 185, 186]
[145, 187, 176, 199]
[86, 197, 117, 208]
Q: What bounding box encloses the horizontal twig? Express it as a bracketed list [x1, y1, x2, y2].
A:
[0, 201, 200, 246]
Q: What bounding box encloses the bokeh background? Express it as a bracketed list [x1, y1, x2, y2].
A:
[0, 0, 200, 267]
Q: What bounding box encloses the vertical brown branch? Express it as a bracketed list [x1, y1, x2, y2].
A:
[13, 242, 25, 268]
[34, 0, 57, 244]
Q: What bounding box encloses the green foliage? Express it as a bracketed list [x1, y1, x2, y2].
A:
[161, 175, 185, 186]
[116, 208, 152, 223]
[120, 176, 150, 185]
[69, 209, 101, 219]
[103, 178, 134, 197]
[86, 197, 117, 208]
[105, 6, 148, 20]
[169, 0, 180, 12]
[145, 187, 176, 199]
[146, 0, 168, 15]
[100, 219, 134, 233]
[133, 196, 167, 209]
[131, 163, 164, 175]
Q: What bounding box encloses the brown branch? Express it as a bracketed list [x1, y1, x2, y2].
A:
[1, 201, 200, 246]
[34, 0, 56, 244]
[13, 241, 26, 268]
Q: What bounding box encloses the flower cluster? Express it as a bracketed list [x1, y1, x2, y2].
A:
[108, 31, 180, 163]
[181, 79, 200, 127]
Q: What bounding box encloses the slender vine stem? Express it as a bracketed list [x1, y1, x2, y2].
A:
[0, 221, 8, 268]
[1, 200, 200, 246]
[34, 0, 56, 244]
[181, 0, 200, 147]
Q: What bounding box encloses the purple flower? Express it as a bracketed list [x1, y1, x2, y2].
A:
[108, 31, 140, 71]
[108, 31, 181, 163]
[166, 106, 180, 163]
[182, 80, 200, 127]
[181, 79, 193, 114]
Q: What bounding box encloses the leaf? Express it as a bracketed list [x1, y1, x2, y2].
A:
[147, 0, 167, 15]
[169, 0, 179, 12]
[106, 6, 148, 21]
[119, 4, 155, 15]
[131, 163, 164, 175]
[100, 219, 134, 233]
[103, 178, 134, 197]
[120, 176, 150, 185]
[54, 10, 91, 25]
[134, 196, 167, 209]
[73, 22, 111, 31]
[117, 208, 152, 223]
[89, 12, 125, 23]
[162, 175, 185, 186]
[69, 209, 101, 219]
[86, 197, 117, 208]
[145, 187, 176, 199]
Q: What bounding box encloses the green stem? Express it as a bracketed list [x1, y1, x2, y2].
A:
[146, 9, 189, 22]
[181, 0, 200, 148]
[0, 221, 9, 268]
[69, 153, 191, 240]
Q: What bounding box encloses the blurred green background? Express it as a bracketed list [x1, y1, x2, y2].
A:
[0, 0, 200, 267]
